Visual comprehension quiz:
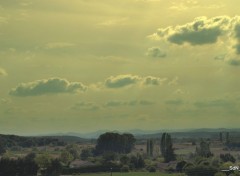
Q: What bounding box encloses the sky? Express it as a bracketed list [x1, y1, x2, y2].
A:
[1, 0, 240, 135]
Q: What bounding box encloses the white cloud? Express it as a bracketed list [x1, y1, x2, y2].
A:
[150, 16, 240, 66]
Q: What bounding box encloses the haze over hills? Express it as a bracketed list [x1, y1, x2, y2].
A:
[31, 128, 240, 139]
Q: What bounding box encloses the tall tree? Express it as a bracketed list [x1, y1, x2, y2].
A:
[160, 133, 176, 162]
[196, 139, 213, 158]
[95, 132, 135, 154]
[149, 139, 154, 157]
[147, 140, 150, 156]
[219, 132, 223, 142]
[226, 132, 230, 144]
[147, 139, 154, 157]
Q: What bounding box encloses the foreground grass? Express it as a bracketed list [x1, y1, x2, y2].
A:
[72, 172, 186, 176]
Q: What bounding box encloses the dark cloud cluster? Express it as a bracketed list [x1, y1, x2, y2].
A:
[154, 16, 229, 45]
[143, 76, 167, 86]
[9, 77, 87, 97]
[146, 47, 166, 58]
[8, 74, 171, 97]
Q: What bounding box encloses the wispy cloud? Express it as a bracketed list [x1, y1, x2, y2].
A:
[104, 100, 155, 107]
[44, 42, 76, 49]
[0, 68, 7, 76]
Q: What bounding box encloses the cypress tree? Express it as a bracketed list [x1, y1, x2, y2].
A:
[160, 133, 175, 162]
[149, 139, 154, 157]
[219, 132, 223, 142]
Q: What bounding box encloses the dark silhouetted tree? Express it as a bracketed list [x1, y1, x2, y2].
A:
[196, 140, 213, 158]
[0, 142, 6, 155]
[95, 132, 135, 154]
[226, 132, 230, 144]
[147, 139, 154, 157]
[80, 148, 93, 160]
[219, 132, 223, 142]
[43, 159, 62, 176]
[160, 133, 176, 162]
[220, 153, 236, 163]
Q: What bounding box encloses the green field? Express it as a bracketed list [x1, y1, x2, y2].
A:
[73, 172, 186, 176]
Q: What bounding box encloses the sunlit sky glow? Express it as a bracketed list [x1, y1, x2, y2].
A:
[1, 0, 240, 135]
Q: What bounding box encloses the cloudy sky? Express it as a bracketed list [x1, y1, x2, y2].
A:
[1, 0, 240, 135]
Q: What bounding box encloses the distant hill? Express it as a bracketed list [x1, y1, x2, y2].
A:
[46, 136, 92, 143]
[0, 134, 91, 148]
[36, 128, 240, 139]
[134, 128, 240, 139]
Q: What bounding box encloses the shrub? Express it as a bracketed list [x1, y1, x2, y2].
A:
[214, 172, 227, 176]
[220, 153, 236, 163]
[148, 166, 156, 172]
[176, 160, 187, 172]
[184, 165, 218, 176]
[165, 166, 175, 173]
[121, 165, 130, 172]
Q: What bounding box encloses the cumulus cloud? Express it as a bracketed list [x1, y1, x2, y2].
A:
[146, 47, 166, 58]
[9, 77, 87, 97]
[104, 74, 167, 88]
[150, 16, 240, 66]
[151, 16, 230, 45]
[143, 76, 167, 86]
[0, 68, 7, 76]
[105, 100, 155, 107]
[105, 74, 140, 88]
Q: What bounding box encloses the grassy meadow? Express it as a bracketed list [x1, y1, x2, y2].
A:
[72, 172, 186, 176]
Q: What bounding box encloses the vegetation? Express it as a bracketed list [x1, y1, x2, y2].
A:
[0, 130, 240, 176]
[95, 132, 136, 154]
[196, 140, 213, 158]
[220, 153, 236, 163]
[147, 139, 154, 157]
[0, 134, 65, 148]
[160, 133, 176, 162]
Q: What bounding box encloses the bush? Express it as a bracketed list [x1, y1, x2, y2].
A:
[121, 165, 130, 172]
[62, 163, 121, 174]
[176, 160, 187, 172]
[229, 171, 240, 176]
[220, 153, 236, 163]
[184, 165, 218, 176]
[214, 172, 227, 176]
[148, 166, 156, 172]
[80, 148, 93, 160]
[165, 166, 175, 173]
